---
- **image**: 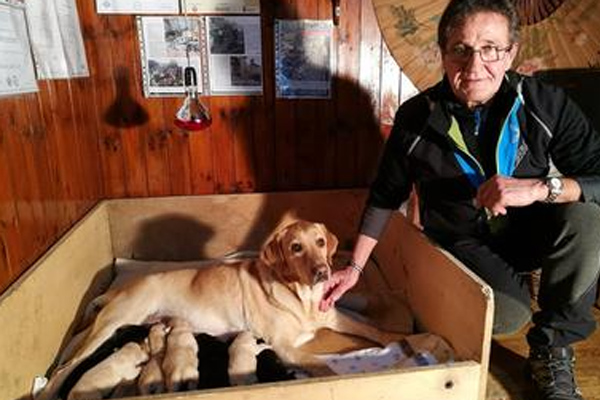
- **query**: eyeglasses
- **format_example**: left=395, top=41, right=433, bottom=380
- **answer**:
left=445, top=44, right=513, bottom=63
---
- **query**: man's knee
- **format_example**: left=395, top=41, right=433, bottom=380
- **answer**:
left=493, top=291, right=532, bottom=336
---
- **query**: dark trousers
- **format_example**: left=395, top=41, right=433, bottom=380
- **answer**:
left=442, top=202, right=600, bottom=348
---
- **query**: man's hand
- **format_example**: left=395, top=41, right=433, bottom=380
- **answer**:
left=476, top=175, right=547, bottom=216
left=319, top=266, right=360, bottom=312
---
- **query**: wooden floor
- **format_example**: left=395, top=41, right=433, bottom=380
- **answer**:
left=487, top=307, right=600, bottom=400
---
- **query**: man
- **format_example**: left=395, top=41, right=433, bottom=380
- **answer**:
left=320, top=0, right=600, bottom=399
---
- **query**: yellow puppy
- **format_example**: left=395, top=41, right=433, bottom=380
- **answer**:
left=228, top=331, right=269, bottom=386
left=67, top=342, right=148, bottom=400
left=162, top=318, right=199, bottom=392
left=138, top=322, right=168, bottom=394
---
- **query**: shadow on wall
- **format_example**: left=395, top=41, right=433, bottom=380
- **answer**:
left=131, top=214, right=215, bottom=260
left=105, top=66, right=149, bottom=128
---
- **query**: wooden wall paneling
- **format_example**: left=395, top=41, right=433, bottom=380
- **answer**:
left=70, top=8, right=106, bottom=205
left=20, top=94, right=60, bottom=248
left=188, top=99, right=216, bottom=194
left=142, top=94, right=170, bottom=197
left=315, top=0, right=337, bottom=188
left=166, top=124, right=193, bottom=196
left=163, top=96, right=192, bottom=196
left=0, top=107, right=20, bottom=292
left=109, top=16, right=149, bottom=198
left=229, top=96, right=258, bottom=193
left=379, top=41, right=400, bottom=130
left=288, top=0, right=320, bottom=188
left=248, top=95, right=274, bottom=193
left=40, top=80, right=82, bottom=224
left=356, top=0, right=385, bottom=186
left=71, top=78, right=104, bottom=204
left=62, top=80, right=96, bottom=215
left=2, top=97, right=41, bottom=275
left=210, top=97, right=238, bottom=193
left=250, top=5, right=276, bottom=192
left=333, top=0, right=362, bottom=186
left=89, top=15, right=128, bottom=198
left=273, top=1, right=301, bottom=190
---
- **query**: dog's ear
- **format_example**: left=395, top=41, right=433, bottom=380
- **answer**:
left=260, top=232, right=284, bottom=266
left=325, top=226, right=339, bottom=264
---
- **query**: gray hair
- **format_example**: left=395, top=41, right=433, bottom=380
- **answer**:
left=437, top=0, right=520, bottom=51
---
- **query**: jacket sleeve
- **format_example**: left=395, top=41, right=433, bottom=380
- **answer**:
left=543, top=83, right=600, bottom=204
left=360, top=106, right=416, bottom=239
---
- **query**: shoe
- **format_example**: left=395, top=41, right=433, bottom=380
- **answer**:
left=526, top=345, right=584, bottom=400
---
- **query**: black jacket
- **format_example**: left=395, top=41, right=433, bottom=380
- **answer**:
left=363, top=71, right=600, bottom=243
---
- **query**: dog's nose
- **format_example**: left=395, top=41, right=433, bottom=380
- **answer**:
left=313, top=265, right=330, bottom=283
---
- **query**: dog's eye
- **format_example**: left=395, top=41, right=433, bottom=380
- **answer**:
left=316, top=238, right=325, bottom=247
left=291, top=243, right=303, bottom=253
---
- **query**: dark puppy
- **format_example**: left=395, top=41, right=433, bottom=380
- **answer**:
left=256, top=348, right=295, bottom=383
left=195, top=333, right=230, bottom=389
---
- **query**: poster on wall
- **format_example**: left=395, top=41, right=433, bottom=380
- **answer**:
left=0, top=1, right=38, bottom=96
left=96, top=0, right=179, bottom=14
left=138, top=16, right=205, bottom=97
left=275, top=19, right=334, bottom=99
left=183, top=0, right=259, bottom=14
left=25, top=0, right=89, bottom=79
left=206, top=16, right=262, bottom=95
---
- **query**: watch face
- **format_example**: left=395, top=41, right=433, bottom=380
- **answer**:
left=550, top=177, right=563, bottom=191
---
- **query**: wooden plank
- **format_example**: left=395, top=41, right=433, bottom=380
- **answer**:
left=91, top=14, right=128, bottom=198
left=374, top=213, right=494, bottom=400
left=229, top=96, right=258, bottom=193
left=356, top=0, right=384, bottom=186
left=109, top=17, right=149, bottom=197
left=333, top=0, right=362, bottom=187
left=379, top=41, right=400, bottom=127
left=210, top=97, right=237, bottom=193
left=133, top=362, right=481, bottom=400
left=0, top=203, right=113, bottom=400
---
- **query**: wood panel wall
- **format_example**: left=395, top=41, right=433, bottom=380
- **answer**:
left=0, top=0, right=410, bottom=294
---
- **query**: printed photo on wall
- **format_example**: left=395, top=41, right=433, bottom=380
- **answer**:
left=138, top=16, right=205, bottom=97
left=275, top=19, right=334, bottom=99
left=206, top=15, right=262, bottom=95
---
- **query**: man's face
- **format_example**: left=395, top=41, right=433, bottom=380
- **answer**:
left=441, top=11, right=518, bottom=108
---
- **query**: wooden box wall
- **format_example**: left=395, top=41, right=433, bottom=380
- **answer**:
left=0, top=189, right=493, bottom=400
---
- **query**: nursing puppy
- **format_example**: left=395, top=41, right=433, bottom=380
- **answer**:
left=137, top=323, right=168, bottom=395
left=39, top=220, right=403, bottom=400
left=162, top=318, right=199, bottom=392
left=67, top=342, right=148, bottom=400
left=227, top=331, right=268, bottom=386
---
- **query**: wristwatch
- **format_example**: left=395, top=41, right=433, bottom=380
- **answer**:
left=544, top=177, right=563, bottom=203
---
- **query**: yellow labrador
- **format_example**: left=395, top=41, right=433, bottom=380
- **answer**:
left=66, top=342, right=148, bottom=400
left=137, top=323, right=167, bottom=395
left=162, top=317, right=199, bottom=392
left=228, top=331, right=269, bottom=386
left=39, top=220, right=402, bottom=400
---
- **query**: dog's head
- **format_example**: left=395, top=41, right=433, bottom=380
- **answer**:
left=260, top=220, right=339, bottom=286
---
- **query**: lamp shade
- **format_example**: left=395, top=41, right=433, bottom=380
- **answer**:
left=174, top=66, right=212, bottom=131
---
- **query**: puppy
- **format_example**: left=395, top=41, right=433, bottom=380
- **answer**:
left=196, top=333, right=230, bottom=389
left=227, top=331, right=268, bottom=386
left=256, top=347, right=296, bottom=383
left=162, top=318, right=199, bottom=392
left=67, top=342, right=148, bottom=400
left=137, top=322, right=167, bottom=394
left=60, top=325, right=150, bottom=400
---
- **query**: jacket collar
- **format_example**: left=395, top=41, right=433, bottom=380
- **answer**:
left=424, top=72, right=521, bottom=136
